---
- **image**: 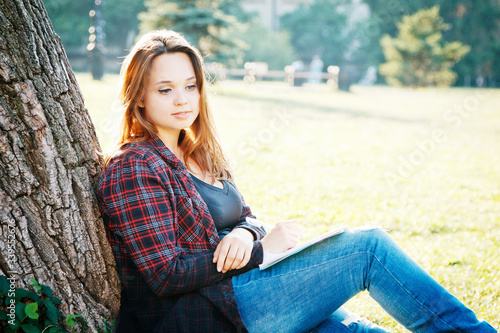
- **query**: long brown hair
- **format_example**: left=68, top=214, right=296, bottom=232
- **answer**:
left=106, top=30, right=233, bottom=181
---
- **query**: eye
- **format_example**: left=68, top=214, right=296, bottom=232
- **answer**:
left=186, top=84, right=197, bottom=91
left=158, top=88, right=172, bottom=94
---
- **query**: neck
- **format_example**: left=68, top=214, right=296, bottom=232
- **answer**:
left=157, top=130, right=184, bottom=161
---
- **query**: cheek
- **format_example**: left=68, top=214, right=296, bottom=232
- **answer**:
left=144, top=96, right=165, bottom=117
left=191, top=93, right=201, bottom=111
left=144, top=106, right=163, bottom=124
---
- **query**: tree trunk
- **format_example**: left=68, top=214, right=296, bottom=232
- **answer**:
left=0, top=0, right=120, bottom=330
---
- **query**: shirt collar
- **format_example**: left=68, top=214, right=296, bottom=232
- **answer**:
left=148, top=136, right=187, bottom=172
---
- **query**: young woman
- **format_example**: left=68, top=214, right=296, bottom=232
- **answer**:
left=98, top=30, right=496, bottom=333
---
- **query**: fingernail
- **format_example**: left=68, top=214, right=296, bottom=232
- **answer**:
left=217, top=266, right=221, bottom=272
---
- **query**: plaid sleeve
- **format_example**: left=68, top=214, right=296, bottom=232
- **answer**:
left=100, top=154, right=262, bottom=297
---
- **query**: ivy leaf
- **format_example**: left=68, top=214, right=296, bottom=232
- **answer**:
left=15, top=302, right=26, bottom=320
left=7, top=316, right=19, bottom=330
left=50, top=296, right=62, bottom=305
left=0, top=308, right=8, bottom=320
left=0, top=275, right=9, bottom=296
left=20, top=324, right=41, bottom=333
left=65, top=314, right=82, bottom=327
left=24, top=302, right=39, bottom=320
left=6, top=320, right=19, bottom=332
left=29, top=279, right=42, bottom=293
left=15, top=288, right=40, bottom=303
left=28, top=290, right=41, bottom=303
left=42, top=299, right=59, bottom=323
left=41, top=285, right=53, bottom=297
left=14, top=288, right=30, bottom=301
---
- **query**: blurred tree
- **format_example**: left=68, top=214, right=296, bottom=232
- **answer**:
left=88, top=0, right=105, bottom=80
left=218, top=0, right=254, bottom=22
left=379, top=6, right=470, bottom=87
left=102, top=0, right=146, bottom=51
left=44, top=0, right=145, bottom=51
left=349, top=0, right=409, bottom=84
left=138, top=0, right=247, bottom=66
left=282, top=0, right=377, bottom=90
left=363, top=0, right=500, bottom=86
left=233, top=20, right=296, bottom=70
left=437, top=1, right=500, bottom=86
left=280, top=0, right=350, bottom=68
left=43, top=0, right=92, bottom=48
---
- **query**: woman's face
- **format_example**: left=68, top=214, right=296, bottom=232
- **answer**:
left=142, top=52, right=200, bottom=140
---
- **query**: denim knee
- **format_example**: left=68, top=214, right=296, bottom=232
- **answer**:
left=352, top=226, right=391, bottom=249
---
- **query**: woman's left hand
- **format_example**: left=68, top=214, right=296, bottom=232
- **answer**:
left=213, top=228, right=254, bottom=273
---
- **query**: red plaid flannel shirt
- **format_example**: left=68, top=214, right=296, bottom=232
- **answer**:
left=98, top=137, right=265, bottom=332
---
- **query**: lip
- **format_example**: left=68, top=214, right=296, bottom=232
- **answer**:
left=171, top=111, right=191, bottom=119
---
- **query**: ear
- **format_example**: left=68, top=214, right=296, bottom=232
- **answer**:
left=138, top=101, right=144, bottom=108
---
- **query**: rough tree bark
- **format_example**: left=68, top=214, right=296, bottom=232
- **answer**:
left=0, top=0, right=120, bottom=330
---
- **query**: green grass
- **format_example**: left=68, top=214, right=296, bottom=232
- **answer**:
left=77, top=73, right=500, bottom=331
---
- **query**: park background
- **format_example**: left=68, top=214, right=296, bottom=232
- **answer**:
left=49, top=0, right=498, bottom=331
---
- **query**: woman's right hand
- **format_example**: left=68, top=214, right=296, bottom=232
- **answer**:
left=260, top=220, right=303, bottom=253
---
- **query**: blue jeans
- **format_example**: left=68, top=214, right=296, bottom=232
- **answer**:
left=310, top=307, right=390, bottom=333
left=232, top=227, right=496, bottom=333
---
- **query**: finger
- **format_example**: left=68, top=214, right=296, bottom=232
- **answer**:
left=229, top=246, right=247, bottom=271
left=277, top=220, right=302, bottom=233
left=236, top=247, right=252, bottom=269
left=291, top=227, right=304, bottom=239
left=290, top=234, right=301, bottom=246
left=216, top=241, right=230, bottom=272
left=282, top=235, right=300, bottom=250
left=286, top=222, right=304, bottom=238
left=213, top=242, right=221, bottom=263
left=276, top=220, right=296, bottom=228
left=223, top=246, right=242, bottom=272
left=292, top=223, right=305, bottom=237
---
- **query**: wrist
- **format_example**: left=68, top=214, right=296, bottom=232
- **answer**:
left=260, top=237, right=269, bottom=252
left=233, top=227, right=255, bottom=242
left=260, top=236, right=282, bottom=254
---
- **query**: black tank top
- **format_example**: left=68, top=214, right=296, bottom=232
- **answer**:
left=190, top=175, right=243, bottom=234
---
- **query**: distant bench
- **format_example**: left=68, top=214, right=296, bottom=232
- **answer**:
left=206, top=61, right=340, bottom=88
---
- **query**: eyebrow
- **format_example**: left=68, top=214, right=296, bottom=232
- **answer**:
left=154, top=76, right=196, bottom=85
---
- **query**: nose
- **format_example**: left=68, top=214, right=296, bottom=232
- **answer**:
left=174, top=90, right=188, bottom=106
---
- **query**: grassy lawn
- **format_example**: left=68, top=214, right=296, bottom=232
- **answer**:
left=77, top=73, right=500, bottom=331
